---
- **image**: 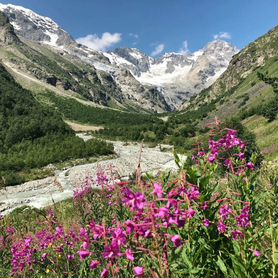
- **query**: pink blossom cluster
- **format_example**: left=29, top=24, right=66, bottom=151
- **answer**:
left=8, top=173, right=258, bottom=277
left=194, top=128, right=255, bottom=175
left=2, top=128, right=263, bottom=277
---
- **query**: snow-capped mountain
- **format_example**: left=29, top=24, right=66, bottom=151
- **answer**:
left=105, top=41, right=238, bottom=105
left=0, top=3, right=238, bottom=110
left=0, top=3, right=171, bottom=112
left=0, top=3, right=74, bottom=46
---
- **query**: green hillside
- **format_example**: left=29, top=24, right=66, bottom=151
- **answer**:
left=0, top=64, right=113, bottom=186
left=173, top=27, right=278, bottom=159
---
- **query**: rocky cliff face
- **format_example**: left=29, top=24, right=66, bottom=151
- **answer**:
left=0, top=4, right=73, bottom=46
left=0, top=10, right=20, bottom=45
left=105, top=42, right=237, bottom=107
left=0, top=4, right=170, bottom=112
left=0, top=3, right=238, bottom=111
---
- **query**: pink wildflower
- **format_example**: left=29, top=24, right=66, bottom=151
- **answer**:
left=78, top=250, right=91, bottom=261
left=203, top=219, right=210, bottom=227
left=101, top=268, right=109, bottom=278
left=125, top=249, right=134, bottom=261
left=219, top=205, right=232, bottom=220
left=231, top=230, right=244, bottom=240
left=246, top=162, right=255, bottom=170
left=153, top=183, right=163, bottom=198
left=90, top=260, right=100, bottom=270
left=133, top=266, right=145, bottom=277
left=171, top=235, right=182, bottom=247
left=217, top=221, right=227, bottom=234
left=252, top=250, right=261, bottom=257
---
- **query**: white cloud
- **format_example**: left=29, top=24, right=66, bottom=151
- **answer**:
left=213, top=32, right=231, bottom=40
left=76, top=32, right=122, bottom=51
left=129, top=33, right=139, bottom=39
left=151, top=43, right=165, bottom=56
left=179, top=40, right=189, bottom=54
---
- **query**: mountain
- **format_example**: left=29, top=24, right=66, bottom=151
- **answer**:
left=0, top=3, right=237, bottom=111
left=0, top=3, right=74, bottom=46
left=182, top=26, right=278, bottom=112
left=175, top=26, right=277, bottom=158
left=104, top=41, right=237, bottom=107
left=0, top=4, right=170, bottom=112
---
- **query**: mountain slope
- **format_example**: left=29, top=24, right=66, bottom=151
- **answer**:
left=0, top=59, right=116, bottom=186
left=182, top=26, right=278, bottom=111
left=0, top=3, right=238, bottom=110
left=104, top=41, right=237, bottom=107
left=174, top=26, right=278, bottom=158
left=0, top=5, right=170, bottom=112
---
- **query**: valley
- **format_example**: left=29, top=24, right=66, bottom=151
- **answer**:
left=0, top=136, right=180, bottom=215
left=0, top=2, right=276, bottom=278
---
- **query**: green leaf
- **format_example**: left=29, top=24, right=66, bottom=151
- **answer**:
left=216, top=256, right=228, bottom=276
left=174, top=151, right=181, bottom=168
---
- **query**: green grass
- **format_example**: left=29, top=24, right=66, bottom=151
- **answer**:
left=242, top=115, right=278, bottom=160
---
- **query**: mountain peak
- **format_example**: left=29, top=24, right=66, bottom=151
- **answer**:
left=204, top=39, right=239, bottom=55
left=0, top=3, right=56, bottom=25
left=0, top=3, right=74, bottom=47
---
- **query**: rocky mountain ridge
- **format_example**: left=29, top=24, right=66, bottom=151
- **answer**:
left=0, top=5, right=171, bottom=112
left=0, top=3, right=238, bottom=111
left=182, top=26, right=278, bottom=111
left=105, top=41, right=237, bottom=106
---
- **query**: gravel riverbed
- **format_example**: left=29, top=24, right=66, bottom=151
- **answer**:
left=0, top=136, right=183, bottom=215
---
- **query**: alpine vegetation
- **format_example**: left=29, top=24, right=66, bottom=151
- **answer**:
left=0, top=124, right=276, bottom=278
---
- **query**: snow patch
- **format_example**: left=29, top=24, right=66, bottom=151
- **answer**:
left=43, top=30, right=58, bottom=46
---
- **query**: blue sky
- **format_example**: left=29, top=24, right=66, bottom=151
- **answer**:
left=0, top=0, right=277, bottom=55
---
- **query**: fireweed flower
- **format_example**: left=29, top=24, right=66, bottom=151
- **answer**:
left=125, top=249, right=134, bottom=261
left=90, top=260, right=100, bottom=270
left=203, top=219, right=210, bottom=227
left=208, top=153, right=217, bottom=163
left=200, top=201, right=209, bottom=210
left=187, top=186, right=200, bottom=201
left=187, top=207, right=196, bottom=219
left=73, top=186, right=93, bottom=201
left=112, top=227, right=127, bottom=246
left=82, top=241, right=90, bottom=250
left=134, top=266, right=145, bottom=277
left=197, top=151, right=205, bottom=157
left=236, top=206, right=250, bottom=228
left=153, top=182, right=163, bottom=198
left=237, top=152, right=245, bottom=160
left=67, top=254, right=74, bottom=261
left=6, top=227, right=16, bottom=235
left=171, top=235, right=182, bottom=247
left=217, top=221, right=227, bottom=234
left=155, top=207, right=170, bottom=219
left=246, top=162, right=255, bottom=170
left=8, top=128, right=261, bottom=277
left=103, top=244, right=122, bottom=259
left=123, top=189, right=146, bottom=211
left=125, top=220, right=135, bottom=235
left=252, top=250, right=261, bottom=257
left=231, top=230, right=244, bottom=240
left=219, top=205, right=232, bottom=220
left=224, top=159, right=233, bottom=170
left=101, top=268, right=109, bottom=278
left=55, top=226, right=64, bottom=238
left=96, top=171, right=109, bottom=187
left=89, top=221, right=105, bottom=240
left=78, top=250, right=91, bottom=261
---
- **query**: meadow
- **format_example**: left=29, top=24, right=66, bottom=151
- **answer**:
left=0, top=123, right=276, bottom=278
